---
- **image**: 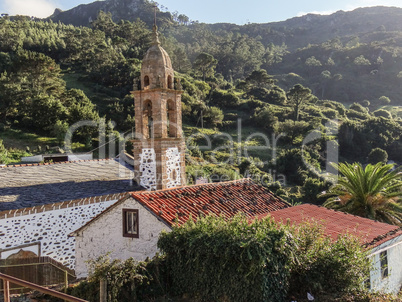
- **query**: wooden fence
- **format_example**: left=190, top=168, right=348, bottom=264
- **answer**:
left=0, top=256, right=75, bottom=292
left=0, top=272, right=87, bottom=302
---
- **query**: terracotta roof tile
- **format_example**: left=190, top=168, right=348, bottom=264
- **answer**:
left=131, top=179, right=290, bottom=226
left=260, top=204, right=402, bottom=248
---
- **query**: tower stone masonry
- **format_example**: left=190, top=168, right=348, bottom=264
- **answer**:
left=131, top=25, right=186, bottom=190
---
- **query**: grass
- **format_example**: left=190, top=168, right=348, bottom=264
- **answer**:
left=0, top=128, right=57, bottom=151
left=63, top=72, right=96, bottom=98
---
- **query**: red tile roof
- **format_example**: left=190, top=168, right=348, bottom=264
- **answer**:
left=130, top=179, right=290, bottom=226
left=260, top=204, right=402, bottom=248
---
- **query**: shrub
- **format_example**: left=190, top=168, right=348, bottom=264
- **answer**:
left=321, top=108, right=338, bottom=119
left=350, top=102, right=369, bottom=114
left=158, top=215, right=290, bottom=302
left=373, top=109, right=392, bottom=119
left=252, top=106, right=278, bottom=132
left=203, top=106, right=224, bottom=127
left=346, top=109, right=369, bottom=120
left=368, top=148, right=388, bottom=164
left=286, top=222, right=370, bottom=298
left=210, top=89, right=240, bottom=109
left=302, top=177, right=329, bottom=204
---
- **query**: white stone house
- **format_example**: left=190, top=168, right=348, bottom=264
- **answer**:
left=0, top=158, right=138, bottom=270
left=71, top=179, right=291, bottom=278
left=265, top=204, right=402, bottom=294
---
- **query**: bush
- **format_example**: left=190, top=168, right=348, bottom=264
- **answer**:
left=368, top=148, right=388, bottom=164
left=203, top=106, right=224, bottom=127
left=84, top=255, right=168, bottom=302
left=252, top=106, right=278, bottom=132
left=302, top=177, right=329, bottom=204
left=373, top=109, right=392, bottom=119
left=158, top=215, right=290, bottom=302
left=321, top=108, right=338, bottom=119
left=350, top=102, right=369, bottom=114
left=346, top=109, right=370, bottom=120
left=287, top=222, right=370, bottom=298
left=209, top=89, right=240, bottom=109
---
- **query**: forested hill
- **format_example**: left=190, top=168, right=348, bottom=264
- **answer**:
left=45, top=2, right=402, bottom=104
left=1, top=0, right=401, bottom=204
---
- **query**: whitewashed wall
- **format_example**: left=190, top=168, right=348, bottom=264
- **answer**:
left=369, top=234, right=402, bottom=294
left=0, top=200, right=116, bottom=269
left=74, top=197, right=170, bottom=278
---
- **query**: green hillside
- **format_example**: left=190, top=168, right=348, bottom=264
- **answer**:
left=0, top=2, right=401, bottom=205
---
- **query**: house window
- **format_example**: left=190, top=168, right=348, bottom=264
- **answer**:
left=380, top=251, right=388, bottom=278
left=364, top=276, right=371, bottom=290
left=123, top=209, right=139, bottom=238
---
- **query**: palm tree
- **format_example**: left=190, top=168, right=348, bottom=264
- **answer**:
left=320, top=162, right=402, bottom=225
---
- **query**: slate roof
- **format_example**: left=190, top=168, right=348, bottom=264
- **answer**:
left=0, top=159, right=138, bottom=211
left=263, top=204, right=402, bottom=249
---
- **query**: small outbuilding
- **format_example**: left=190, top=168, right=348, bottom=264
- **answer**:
left=71, top=179, right=290, bottom=278
left=265, top=204, right=402, bottom=294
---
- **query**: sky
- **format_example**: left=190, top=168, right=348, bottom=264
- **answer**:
left=1, top=0, right=402, bottom=24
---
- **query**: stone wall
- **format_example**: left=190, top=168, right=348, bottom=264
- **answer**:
left=74, top=196, right=170, bottom=278
left=0, top=194, right=125, bottom=269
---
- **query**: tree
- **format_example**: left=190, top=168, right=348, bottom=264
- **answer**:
left=245, top=69, right=275, bottom=89
left=368, top=148, right=388, bottom=164
left=373, top=109, right=392, bottom=119
left=321, top=162, right=402, bottom=225
left=203, top=106, right=223, bottom=127
left=286, top=84, right=312, bottom=122
left=305, top=56, right=322, bottom=67
left=91, top=11, right=116, bottom=37
left=378, top=96, right=391, bottom=105
left=252, top=106, right=278, bottom=132
left=52, top=120, right=69, bottom=146
left=193, top=53, right=217, bottom=81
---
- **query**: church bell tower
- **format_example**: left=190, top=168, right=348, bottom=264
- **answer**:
left=131, top=23, right=185, bottom=191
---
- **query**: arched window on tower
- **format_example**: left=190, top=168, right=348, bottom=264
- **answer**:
left=166, top=100, right=176, bottom=137
left=144, top=100, right=153, bottom=138
left=167, top=75, right=173, bottom=89
left=144, top=76, right=150, bottom=89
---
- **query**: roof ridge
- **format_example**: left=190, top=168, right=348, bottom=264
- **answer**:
left=130, top=178, right=255, bottom=196
left=0, top=158, right=117, bottom=169
left=0, top=192, right=127, bottom=219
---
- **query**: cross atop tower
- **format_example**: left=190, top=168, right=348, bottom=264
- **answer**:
left=152, top=4, right=160, bottom=45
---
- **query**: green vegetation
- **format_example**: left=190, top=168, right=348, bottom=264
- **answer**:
left=321, top=162, right=402, bottom=225
left=0, top=4, right=401, bottom=217
left=56, top=216, right=378, bottom=301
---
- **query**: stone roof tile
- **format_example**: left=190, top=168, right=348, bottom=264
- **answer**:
left=0, top=159, right=137, bottom=211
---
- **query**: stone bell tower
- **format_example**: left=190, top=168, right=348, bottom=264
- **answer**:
left=131, top=23, right=185, bottom=191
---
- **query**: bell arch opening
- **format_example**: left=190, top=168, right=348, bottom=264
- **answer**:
left=166, top=100, right=176, bottom=137
left=144, top=76, right=150, bottom=89
left=144, top=100, right=153, bottom=138
left=167, top=75, right=173, bottom=89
